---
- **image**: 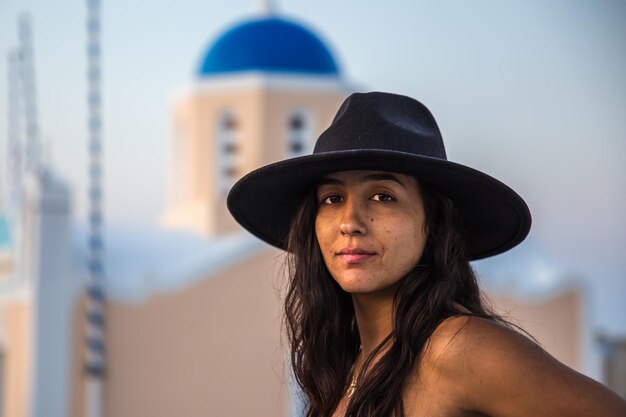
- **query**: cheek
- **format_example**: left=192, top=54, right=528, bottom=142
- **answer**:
left=314, top=217, right=324, bottom=247
left=411, top=226, right=428, bottom=262
left=314, top=216, right=332, bottom=257
left=395, top=217, right=427, bottom=264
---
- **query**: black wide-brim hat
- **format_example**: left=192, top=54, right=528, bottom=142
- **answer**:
left=227, top=92, right=531, bottom=260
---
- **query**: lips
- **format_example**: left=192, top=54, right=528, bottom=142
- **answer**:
left=336, top=248, right=376, bottom=264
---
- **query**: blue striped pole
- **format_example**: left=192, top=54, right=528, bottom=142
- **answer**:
left=6, top=48, right=22, bottom=215
left=85, top=0, right=105, bottom=416
left=17, top=15, right=40, bottom=173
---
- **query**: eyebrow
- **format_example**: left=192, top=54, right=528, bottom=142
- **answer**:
left=317, top=172, right=406, bottom=187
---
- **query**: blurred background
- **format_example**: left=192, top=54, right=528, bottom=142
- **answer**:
left=0, top=1, right=624, bottom=416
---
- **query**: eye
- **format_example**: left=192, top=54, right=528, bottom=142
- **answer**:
left=320, top=195, right=343, bottom=205
left=371, top=193, right=395, bottom=202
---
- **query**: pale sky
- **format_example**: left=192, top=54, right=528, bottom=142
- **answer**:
left=0, top=0, right=624, bottom=331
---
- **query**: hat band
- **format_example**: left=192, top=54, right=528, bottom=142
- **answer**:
left=313, top=125, right=447, bottom=159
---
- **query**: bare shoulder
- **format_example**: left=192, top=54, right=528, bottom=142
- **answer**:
left=418, top=315, right=540, bottom=392
left=424, top=315, right=538, bottom=365
left=415, top=315, right=626, bottom=417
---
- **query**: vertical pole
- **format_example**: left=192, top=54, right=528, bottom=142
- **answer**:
left=17, top=14, right=40, bottom=173
left=6, top=49, right=22, bottom=216
left=84, top=1, right=105, bottom=416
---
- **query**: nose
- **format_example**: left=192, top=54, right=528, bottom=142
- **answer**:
left=339, top=198, right=367, bottom=236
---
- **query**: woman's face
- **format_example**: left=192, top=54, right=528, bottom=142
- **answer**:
left=315, top=170, right=428, bottom=297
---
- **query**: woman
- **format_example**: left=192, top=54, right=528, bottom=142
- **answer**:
left=227, top=92, right=626, bottom=416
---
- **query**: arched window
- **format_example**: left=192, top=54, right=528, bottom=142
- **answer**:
left=216, top=110, right=241, bottom=196
left=287, top=110, right=312, bottom=158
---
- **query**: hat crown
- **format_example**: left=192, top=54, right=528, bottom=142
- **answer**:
left=314, top=92, right=447, bottom=159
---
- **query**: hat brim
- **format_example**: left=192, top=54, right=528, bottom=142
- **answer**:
left=227, top=149, right=531, bottom=260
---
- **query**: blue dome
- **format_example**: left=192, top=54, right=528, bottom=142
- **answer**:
left=198, top=16, right=340, bottom=76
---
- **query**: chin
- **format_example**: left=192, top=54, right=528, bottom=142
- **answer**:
left=340, top=284, right=372, bottom=294
left=336, top=278, right=393, bottom=297
left=334, top=280, right=368, bottom=294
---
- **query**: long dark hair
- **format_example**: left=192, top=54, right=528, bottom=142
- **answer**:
left=284, top=180, right=509, bottom=417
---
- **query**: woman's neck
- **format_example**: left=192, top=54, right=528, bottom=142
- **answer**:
left=352, top=291, right=395, bottom=358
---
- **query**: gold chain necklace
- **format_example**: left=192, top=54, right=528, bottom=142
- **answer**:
left=346, top=348, right=362, bottom=399
left=347, top=374, right=358, bottom=398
